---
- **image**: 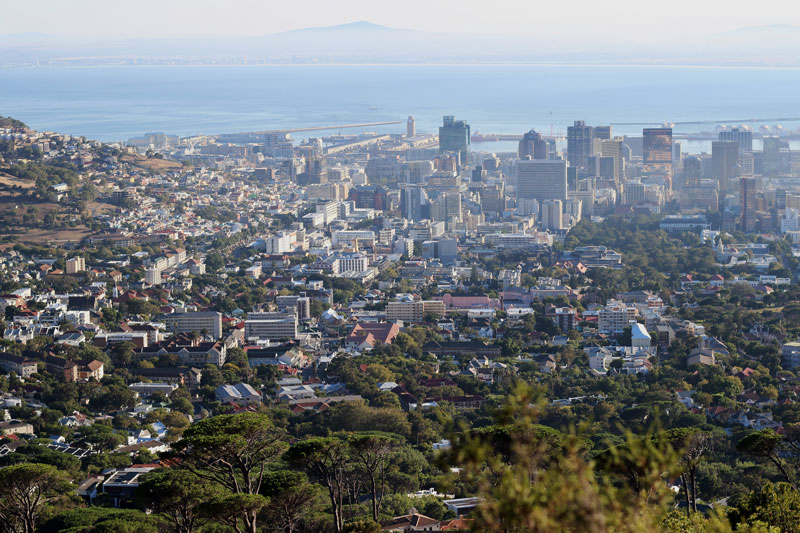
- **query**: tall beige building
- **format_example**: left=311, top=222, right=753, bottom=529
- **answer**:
left=65, top=256, right=85, bottom=274
left=387, top=300, right=446, bottom=322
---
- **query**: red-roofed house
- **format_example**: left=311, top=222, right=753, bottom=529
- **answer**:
left=345, top=322, right=400, bottom=351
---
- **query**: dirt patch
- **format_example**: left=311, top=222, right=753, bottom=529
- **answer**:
left=6, top=227, right=94, bottom=245
left=121, top=154, right=182, bottom=172
left=0, top=172, right=35, bottom=189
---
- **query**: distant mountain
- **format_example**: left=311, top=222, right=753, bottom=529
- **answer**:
left=718, top=24, right=800, bottom=37
left=281, top=21, right=404, bottom=34
left=4, top=20, right=800, bottom=67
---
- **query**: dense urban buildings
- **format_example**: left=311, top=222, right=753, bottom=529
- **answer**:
left=3, top=97, right=800, bottom=532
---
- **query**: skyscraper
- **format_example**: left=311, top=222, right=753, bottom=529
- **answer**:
left=516, top=159, right=568, bottom=203
left=592, top=126, right=612, bottom=140
left=719, top=127, right=752, bottom=153
left=643, top=128, right=673, bottom=168
left=599, top=137, right=623, bottom=184
left=683, top=156, right=702, bottom=187
left=439, top=116, right=471, bottom=167
left=762, top=137, right=782, bottom=175
left=712, top=140, right=739, bottom=194
left=625, top=181, right=646, bottom=206
left=643, top=128, right=674, bottom=189
left=541, top=199, right=564, bottom=231
left=567, top=120, right=593, bottom=169
left=518, top=129, right=548, bottom=160
left=739, top=176, right=757, bottom=232
left=480, top=183, right=506, bottom=216
left=407, top=116, right=416, bottom=137
left=401, top=184, right=429, bottom=221
left=430, top=191, right=462, bottom=222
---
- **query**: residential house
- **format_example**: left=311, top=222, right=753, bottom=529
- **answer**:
left=0, top=352, right=38, bottom=378
left=216, top=383, right=262, bottom=405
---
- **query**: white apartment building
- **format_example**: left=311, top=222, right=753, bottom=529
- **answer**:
left=163, top=311, right=223, bottom=339
left=598, top=300, right=638, bottom=334
left=265, top=232, right=294, bottom=254
left=782, top=341, right=800, bottom=369
left=245, top=312, right=298, bottom=341
left=332, top=230, right=374, bottom=246
left=336, top=253, right=369, bottom=274
left=145, top=266, right=162, bottom=286
left=485, top=232, right=552, bottom=250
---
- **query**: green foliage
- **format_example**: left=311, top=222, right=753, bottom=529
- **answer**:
left=0, top=463, right=72, bottom=533
left=730, top=482, right=800, bottom=533
left=135, top=469, right=219, bottom=533
left=39, top=508, right=161, bottom=533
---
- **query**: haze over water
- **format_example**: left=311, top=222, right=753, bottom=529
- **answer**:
left=3, top=64, right=800, bottom=151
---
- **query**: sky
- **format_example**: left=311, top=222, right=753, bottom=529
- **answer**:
left=4, top=0, right=800, bottom=41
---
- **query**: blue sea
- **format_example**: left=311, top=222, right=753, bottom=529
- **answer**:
left=3, top=64, right=800, bottom=152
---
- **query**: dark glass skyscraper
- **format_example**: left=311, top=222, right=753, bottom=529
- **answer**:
left=643, top=128, right=673, bottom=167
left=739, top=176, right=757, bottom=232
left=439, top=115, right=471, bottom=167
left=683, top=156, right=702, bottom=187
left=567, top=120, right=592, bottom=168
left=518, top=129, right=548, bottom=160
left=712, top=140, right=739, bottom=194
left=643, top=127, right=674, bottom=189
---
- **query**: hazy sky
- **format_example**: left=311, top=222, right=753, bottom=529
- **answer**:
left=4, top=0, right=799, bottom=40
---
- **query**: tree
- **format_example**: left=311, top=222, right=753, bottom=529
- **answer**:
left=666, top=428, right=713, bottom=515
left=260, top=470, right=324, bottom=533
left=731, top=482, right=800, bottom=533
left=109, top=342, right=135, bottom=367
left=135, top=469, right=218, bottom=533
left=286, top=436, right=351, bottom=532
left=38, top=508, right=161, bottom=533
left=737, top=429, right=794, bottom=487
left=171, top=413, right=286, bottom=533
left=348, top=433, right=396, bottom=521
left=202, top=493, right=268, bottom=533
left=0, top=463, right=70, bottom=533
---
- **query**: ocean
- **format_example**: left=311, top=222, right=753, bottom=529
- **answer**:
left=3, top=64, right=800, bottom=152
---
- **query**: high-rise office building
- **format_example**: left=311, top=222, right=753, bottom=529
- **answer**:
left=407, top=116, right=416, bottom=137
left=643, top=128, right=674, bottom=190
left=719, top=127, right=753, bottom=153
left=763, top=137, right=782, bottom=175
left=739, top=177, right=757, bottom=232
left=586, top=156, right=599, bottom=177
left=439, top=116, right=471, bottom=166
left=516, top=159, right=568, bottom=203
left=567, top=120, right=593, bottom=168
left=518, top=129, right=548, bottom=160
left=592, top=126, right=612, bottom=140
left=481, top=183, right=506, bottom=216
left=401, top=185, right=429, bottom=221
left=599, top=156, right=615, bottom=181
left=683, top=156, right=702, bottom=187
left=430, top=191, right=462, bottom=222
left=599, top=137, right=623, bottom=184
left=299, top=157, right=327, bottom=185
left=712, top=140, right=739, bottom=194
left=643, top=128, right=673, bottom=168
left=625, top=181, right=646, bottom=206
left=541, top=199, right=564, bottom=231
